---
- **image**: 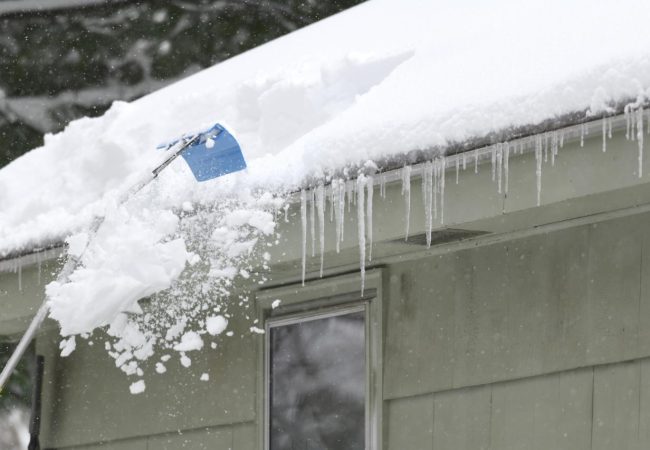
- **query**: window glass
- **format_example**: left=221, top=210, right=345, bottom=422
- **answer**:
left=269, top=310, right=365, bottom=450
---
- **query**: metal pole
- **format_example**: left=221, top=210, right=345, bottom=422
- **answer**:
left=0, top=136, right=196, bottom=392
left=28, top=355, right=44, bottom=450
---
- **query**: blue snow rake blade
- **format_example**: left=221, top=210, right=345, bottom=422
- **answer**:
left=159, top=123, right=246, bottom=181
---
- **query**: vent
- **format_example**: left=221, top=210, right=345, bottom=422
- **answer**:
left=390, top=228, right=489, bottom=247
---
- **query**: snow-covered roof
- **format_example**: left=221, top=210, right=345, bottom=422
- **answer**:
left=2, top=0, right=650, bottom=259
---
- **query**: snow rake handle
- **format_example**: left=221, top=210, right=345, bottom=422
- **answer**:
left=0, top=136, right=198, bottom=393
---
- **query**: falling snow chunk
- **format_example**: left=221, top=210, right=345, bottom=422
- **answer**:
left=200, top=373, right=210, bottom=382
left=59, top=336, right=76, bottom=357
left=155, top=363, right=166, bottom=374
left=129, top=380, right=146, bottom=395
left=271, top=299, right=282, bottom=309
left=180, top=354, right=192, bottom=367
left=206, top=315, right=228, bottom=335
left=173, top=331, right=204, bottom=352
left=250, top=326, right=265, bottom=334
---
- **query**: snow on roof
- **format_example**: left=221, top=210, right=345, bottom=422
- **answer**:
left=2, top=0, right=650, bottom=258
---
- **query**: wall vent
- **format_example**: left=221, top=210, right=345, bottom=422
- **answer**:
left=390, top=228, right=488, bottom=247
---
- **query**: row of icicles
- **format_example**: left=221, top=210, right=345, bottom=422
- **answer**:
left=297, top=106, right=648, bottom=294
left=3, top=108, right=647, bottom=295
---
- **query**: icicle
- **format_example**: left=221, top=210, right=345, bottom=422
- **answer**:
left=474, top=149, right=479, bottom=173
left=316, top=184, right=325, bottom=277
left=491, top=145, right=497, bottom=181
left=504, top=143, right=510, bottom=195
left=631, top=109, right=637, bottom=141
left=580, top=124, right=585, bottom=147
left=17, top=264, right=22, bottom=292
left=401, top=165, right=411, bottom=240
left=439, top=158, right=446, bottom=224
left=462, top=152, right=467, bottom=171
left=496, top=144, right=503, bottom=193
left=422, top=161, right=433, bottom=247
left=309, top=189, right=316, bottom=257
left=602, top=118, right=607, bottom=152
left=300, top=190, right=307, bottom=286
left=332, top=180, right=343, bottom=252
left=559, top=130, right=565, bottom=148
left=626, top=106, right=631, bottom=140
left=544, top=133, right=548, bottom=162
left=638, top=107, right=644, bottom=178
left=357, top=176, right=366, bottom=295
left=535, top=136, right=543, bottom=206
left=347, top=180, right=353, bottom=212
left=329, top=184, right=334, bottom=223
left=366, top=176, right=374, bottom=261
left=550, top=132, right=557, bottom=167
left=455, top=156, right=460, bottom=184
left=379, top=174, right=386, bottom=199
left=608, top=117, right=612, bottom=139
left=37, top=254, right=42, bottom=285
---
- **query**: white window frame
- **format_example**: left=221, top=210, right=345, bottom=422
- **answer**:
left=256, top=269, right=383, bottom=450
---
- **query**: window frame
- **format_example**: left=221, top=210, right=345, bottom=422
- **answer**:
left=256, top=269, right=383, bottom=450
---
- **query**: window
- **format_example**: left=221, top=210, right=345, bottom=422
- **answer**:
left=258, top=270, right=382, bottom=450
left=268, top=306, right=366, bottom=449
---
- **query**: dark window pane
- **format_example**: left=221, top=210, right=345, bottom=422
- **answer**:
left=270, top=310, right=365, bottom=450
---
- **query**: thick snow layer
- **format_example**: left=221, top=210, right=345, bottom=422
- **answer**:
left=3, top=0, right=650, bottom=257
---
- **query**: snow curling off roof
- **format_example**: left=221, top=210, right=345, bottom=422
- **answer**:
left=2, top=0, right=650, bottom=258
